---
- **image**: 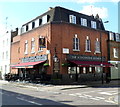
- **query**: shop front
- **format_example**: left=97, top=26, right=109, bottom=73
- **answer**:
left=65, top=54, right=113, bottom=83
left=11, top=55, right=48, bottom=82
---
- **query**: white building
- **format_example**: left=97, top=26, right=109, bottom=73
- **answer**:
left=0, top=31, right=11, bottom=79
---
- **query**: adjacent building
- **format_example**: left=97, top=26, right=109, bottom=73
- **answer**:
left=108, top=31, right=120, bottom=80
left=0, top=31, right=11, bottom=79
left=10, top=6, right=113, bottom=84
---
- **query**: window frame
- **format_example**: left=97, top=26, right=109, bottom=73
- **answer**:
left=69, top=15, right=76, bottom=24
left=95, top=38, right=100, bottom=53
left=24, top=40, right=28, bottom=55
left=85, top=36, right=91, bottom=52
left=31, top=38, right=35, bottom=53
left=113, top=48, right=118, bottom=58
left=91, top=21, right=97, bottom=29
left=73, top=34, right=80, bottom=51
left=81, top=18, right=87, bottom=27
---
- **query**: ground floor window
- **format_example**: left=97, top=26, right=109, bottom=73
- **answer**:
left=68, top=66, right=99, bottom=74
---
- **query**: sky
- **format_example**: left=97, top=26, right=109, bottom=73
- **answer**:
left=0, top=0, right=119, bottom=36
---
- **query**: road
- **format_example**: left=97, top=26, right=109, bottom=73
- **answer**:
left=0, top=81, right=119, bottom=107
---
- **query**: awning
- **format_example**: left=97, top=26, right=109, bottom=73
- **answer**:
left=11, top=61, right=46, bottom=68
left=68, top=60, right=113, bottom=67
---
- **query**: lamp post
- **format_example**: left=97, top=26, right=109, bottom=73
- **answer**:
left=100, top=21, right=109, bottom=84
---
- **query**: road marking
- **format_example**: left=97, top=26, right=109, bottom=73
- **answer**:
left=95, top=97, right=105, bottom=100
left=99, top=92, right=113, bottom=95
left=17, top=97, right=42, bottom=105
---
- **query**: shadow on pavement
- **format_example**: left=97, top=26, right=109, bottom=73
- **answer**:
left=1, top=89, right=74, bottom=107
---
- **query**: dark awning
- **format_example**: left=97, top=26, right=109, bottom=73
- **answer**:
left=11, top=61, right=46, bottom=68
left=68, top=60, right=113, bottom=67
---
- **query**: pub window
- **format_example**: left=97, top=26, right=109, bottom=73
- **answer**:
left=81, top=18, right=87, bottom=27
left=39, top=36, right=46, bottom=50
left=113, top=48, right=118, bottom=58
left=89, top=67, right=92, bottom=73
left=68, top=67, right=76, bottom=74
left=31, top=38, right=35, bottom=53
left=95, top=38, right=100, bottom=53
left=91, top=21, right=96, bottom=29
left=109, top=32, right=114, bottom=41
left=85, top=36, right=91, bottom=52
left=73, top=34, right=80, bottom=51
left=115, top=33, right=120, bottom=42
left=69, top=15, right=76, bottom=24
left=83, top=67, right=86, bottom=74
left=95, top=67, right=101, bottom=73
left=24, top=40, right=28, bottom=54
left=32, top=22, right=35, bottom=29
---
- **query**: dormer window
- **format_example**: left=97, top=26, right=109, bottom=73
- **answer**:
left=91, top=21, right=97, bottom=29
left=81, top=18, right=87, bottom=27
left=69, top=15, right=76, bottom=24
left=39, top=19, right=42, bottom=25
left=109, top=32, right=114, bottom=41
left=115, top=33, right=120, bottom=42
left=26, top=25, right=29, bottom=31
left=32, top=22, right=35, bottom=29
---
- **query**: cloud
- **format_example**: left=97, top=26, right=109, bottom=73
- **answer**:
left=79, top=5, right=108, bottom=19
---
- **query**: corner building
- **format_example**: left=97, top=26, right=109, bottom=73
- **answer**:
left=11, top=6, right=112, bottom=84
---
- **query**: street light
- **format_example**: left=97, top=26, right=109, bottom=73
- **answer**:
left=100, top=21, right=109, bottom=84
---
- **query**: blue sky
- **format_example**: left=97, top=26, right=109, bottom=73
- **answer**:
left=0, top=0, right=119, bottom=35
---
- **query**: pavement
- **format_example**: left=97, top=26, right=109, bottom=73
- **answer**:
left=0, top=79, right=120, bottom=90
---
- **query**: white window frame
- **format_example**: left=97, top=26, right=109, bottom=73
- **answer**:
left=115, top=33, right=120, bottom=42
left=24, top=40, right=28, bottom=55
left=113, top=48, right=118, bottom=58
left=81, top=18, right=87, bottom=26
left=91, top=21, right=97, bottom=29
left=109, top=32, right=114, bottom=41
left=6, top=51, right=8, bottom=59
left=69, top=15, right=76, bottom=24
left=35, top=19, right=39, bottom=28
left=31, top=38, right=35, bottom=53
left=85, top=36, right=91, bottom=52
left=95, top=38, right=100, bottom=53
left=42, top=15, right=47, bottom=25
left=73, top=34, right=80, bottom=51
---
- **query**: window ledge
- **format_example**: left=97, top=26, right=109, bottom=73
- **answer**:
left=95, top=51, right=101, bottom=54
left=24, top=52, right=28, bottom=55
left=38, top=50, right=43, bottom=53
left=31, top=51, right=35, bottom=54
left=73, top=49, right=80, bottom=52
left=85, top=50, right=91, bottom=52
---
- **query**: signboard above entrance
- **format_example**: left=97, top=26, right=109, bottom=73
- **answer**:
left=21, top=55, right=47, bottom=63
left=67, top=54, right=106, bottom=62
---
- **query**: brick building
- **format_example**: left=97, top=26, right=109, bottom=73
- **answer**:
left=11, top=6, right=112, bottom=84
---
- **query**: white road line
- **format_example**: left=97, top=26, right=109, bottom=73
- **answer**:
left=83, top=94, right=92, bottom=98
left=105, top=100, right=116, bottom=104
left=17, top=97, right=42, bottom=105
left=89, top=97, right=100, bottom=101
left=99, top=92, right=113, bottom=95
left=95, top=97, right=105, bottom=100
